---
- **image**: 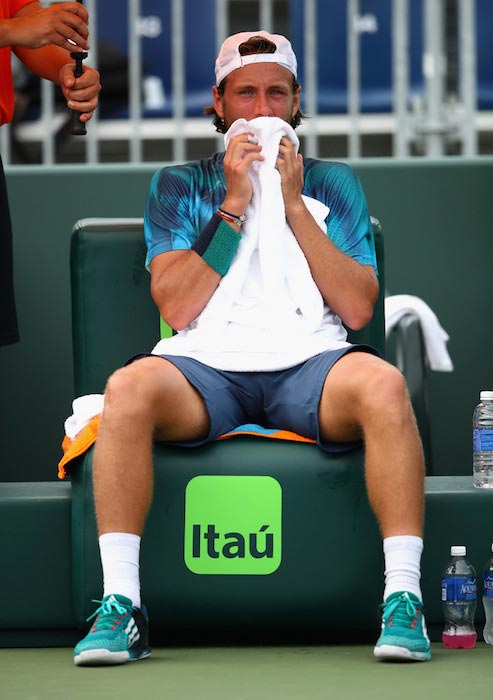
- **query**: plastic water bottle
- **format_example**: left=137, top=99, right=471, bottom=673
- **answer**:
left=483, top=543, right=493, bottom=644
left=473, top=391, right=493, bottom=488
left=441, top=545, right=477, bottom=649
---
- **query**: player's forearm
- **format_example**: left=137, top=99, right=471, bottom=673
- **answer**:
left=287, top=203, right=379, bottom=330
left=151, top=251, right=222, bottom=331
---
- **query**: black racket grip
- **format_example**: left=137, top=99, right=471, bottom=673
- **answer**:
left=69, top=50, right=88, bottom=135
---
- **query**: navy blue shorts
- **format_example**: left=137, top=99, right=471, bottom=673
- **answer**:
left=127, top=345, right=379, bottom=453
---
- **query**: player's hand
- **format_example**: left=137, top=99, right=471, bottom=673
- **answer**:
left=59, top=63, right=101, bottom=121
left=221, top=132, right=264, bottom=215
left=10, top=3, right=90, bottom=53
left=276, top=136, right=305, bottom=215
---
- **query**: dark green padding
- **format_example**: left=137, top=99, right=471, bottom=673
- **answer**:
left=70, top=219, right=159, bottom=396
left=71, top=448, right=493, bottom=643
left=71, top=439, right=383, bottom=643
left=0, top=482, right=77, bottom=642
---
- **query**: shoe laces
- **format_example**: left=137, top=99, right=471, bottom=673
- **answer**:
left=381, top=592, right=420, bottom=626
left=87, top=597, right=130, bottom=629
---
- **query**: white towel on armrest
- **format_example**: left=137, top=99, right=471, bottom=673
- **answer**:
left=64, top=393, right=104, bottom=440
left=385, top=294, right=453, bottom=372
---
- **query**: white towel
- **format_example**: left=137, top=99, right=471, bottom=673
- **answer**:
left=64, top=394, right=104, bottom=440
left=152, top=116, right=349, bottom=370
left=196, top=117, right=328, bottom=335
left=385, top=294, right=453, bottom=372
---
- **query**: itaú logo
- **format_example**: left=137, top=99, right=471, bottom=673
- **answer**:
left=184, top=476, right=282, bottom=575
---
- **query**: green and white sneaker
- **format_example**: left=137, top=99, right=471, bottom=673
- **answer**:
left=74, top=594, right=151, bottom=666
left=374, top=591, right=431, bottom=662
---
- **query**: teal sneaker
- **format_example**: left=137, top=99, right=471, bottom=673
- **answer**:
left=374, top=591, right=431, bottom=662
left=74, top=594, right=151, bottom=666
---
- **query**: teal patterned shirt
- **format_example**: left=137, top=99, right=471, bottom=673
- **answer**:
left=144, top=152, right=377, bottom=273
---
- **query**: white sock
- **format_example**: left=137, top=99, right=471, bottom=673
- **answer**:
left=99, top=532, right=141, bottom=608
left=383, top=535, right=423, bottom=602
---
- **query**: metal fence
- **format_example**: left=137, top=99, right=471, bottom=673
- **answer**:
left=1, top=0, right=490, bottom=165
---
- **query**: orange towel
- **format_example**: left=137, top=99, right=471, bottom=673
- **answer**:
left=58, top=415, right=102, bottom=479
left=58, top=417, right=316, bottom=479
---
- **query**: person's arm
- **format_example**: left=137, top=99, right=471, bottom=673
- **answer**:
left=8, top=2, right=100, bottom=121
left=277, top=138, right=379, bottom=331
left=149, top=133, right=264, bottom=331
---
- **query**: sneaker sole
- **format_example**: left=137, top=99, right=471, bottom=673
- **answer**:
left=374, top=644, right=431, bottom=662
left=74, top=648, right=151, bottom=667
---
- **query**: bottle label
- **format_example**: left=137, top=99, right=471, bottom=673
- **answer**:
left=441, top=576, right=477, bottom=601
left=483, top=573, right=493, bottom=598
left=473, top=429, right=493, bottom=451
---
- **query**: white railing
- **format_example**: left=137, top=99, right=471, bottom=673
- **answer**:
left=1, top=0, right=489, bottom=165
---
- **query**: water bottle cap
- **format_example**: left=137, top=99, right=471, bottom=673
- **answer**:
left=451, top=545, right=466, bottom=556
left=480, top=391, right=493, bottom=401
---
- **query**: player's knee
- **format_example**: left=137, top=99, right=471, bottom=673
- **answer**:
left=361, top=361, right=409, bottom=416
left=104, top=359, right=162, bottom=417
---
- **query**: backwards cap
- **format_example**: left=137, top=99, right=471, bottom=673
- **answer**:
left=215, top=30, right=297, bottom=86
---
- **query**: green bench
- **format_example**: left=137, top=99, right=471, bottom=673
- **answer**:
left=2, top=475, right=491, bottom=645
left=69, top=217, right=385, bottom=641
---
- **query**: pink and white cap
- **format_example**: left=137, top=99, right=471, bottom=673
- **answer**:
left=215, top=30, right=297, bottom=86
